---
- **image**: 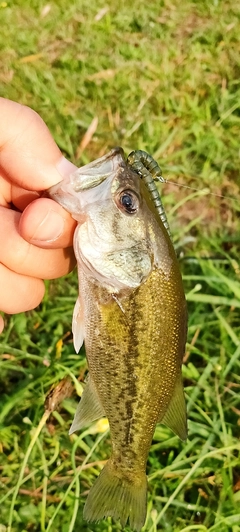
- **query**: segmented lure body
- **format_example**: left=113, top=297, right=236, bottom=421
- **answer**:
left=127, top=150, right=164, bottom=182
left=127, top=150, right=171, bottom=237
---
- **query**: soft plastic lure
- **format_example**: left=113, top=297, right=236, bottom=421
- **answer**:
left=127, top=150, right=171, bottom=237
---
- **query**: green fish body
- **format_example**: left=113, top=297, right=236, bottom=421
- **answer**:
left=48, top=148, right=187, bottom=531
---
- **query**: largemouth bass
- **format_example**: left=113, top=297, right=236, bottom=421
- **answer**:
left=48, top=147, right=187, bottom=531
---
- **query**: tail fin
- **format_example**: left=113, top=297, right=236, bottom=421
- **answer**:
left=83, top=459, right=147, bottom=532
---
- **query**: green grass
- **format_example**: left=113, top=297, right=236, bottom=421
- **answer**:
left=0, top=0, right=240, bottom=531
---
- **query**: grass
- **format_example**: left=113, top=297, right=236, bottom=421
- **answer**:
left=0, top=0, right=240, bottom=530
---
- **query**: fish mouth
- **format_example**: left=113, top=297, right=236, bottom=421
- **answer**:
left=47, top=147, right=125, bottom=215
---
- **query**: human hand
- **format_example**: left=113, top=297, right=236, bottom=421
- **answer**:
left=0, top=98, right=78, bottom=333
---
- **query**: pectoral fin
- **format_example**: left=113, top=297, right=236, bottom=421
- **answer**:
left=69, top=376, right=105, bottom=434
left=72, top=296, right=84, bottom=353
left=159, top=373, right=187, bottom=441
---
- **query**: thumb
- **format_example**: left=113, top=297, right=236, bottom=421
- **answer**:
left=19, top=197, right=77, bottom=249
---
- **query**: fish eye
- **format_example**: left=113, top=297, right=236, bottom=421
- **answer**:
left=117, top=190, right=139, bottom=214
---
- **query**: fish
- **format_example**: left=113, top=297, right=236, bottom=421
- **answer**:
left=47, top=147, right=188, bottom=531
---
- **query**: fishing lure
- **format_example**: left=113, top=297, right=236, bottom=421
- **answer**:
left=127, top=150, right=171, bottom=237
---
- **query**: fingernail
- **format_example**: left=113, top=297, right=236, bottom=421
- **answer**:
left=56, top=156, right=77, bottom=179
left=30, top=209, right=65, bottom=243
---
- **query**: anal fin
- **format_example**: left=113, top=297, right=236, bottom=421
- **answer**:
left=159, top=372, right=187, bottom=441
left=69, top=376, right=105, bottom=435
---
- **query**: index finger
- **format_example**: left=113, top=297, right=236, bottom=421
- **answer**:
left=0, top=98, right=76, bottom=191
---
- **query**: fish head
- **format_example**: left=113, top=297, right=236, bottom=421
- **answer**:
left=48, top=147, right=124, bottom=218
left=48, top=148, right=172, bottom=291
